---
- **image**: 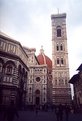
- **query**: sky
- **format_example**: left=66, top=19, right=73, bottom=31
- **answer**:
left=0, top=0, right=82, bottom=79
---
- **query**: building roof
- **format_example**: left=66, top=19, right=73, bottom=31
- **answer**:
left=37, top=46, right=52, bottom=69
left=0, top=31, right=12, bottom=39
left=69, top=74, right=80, bottom=84
left=77, top=64, right=82, bottom=71
left=0, top=31, right=20, bottom=44
left=51, top=13, right=66, bottom=19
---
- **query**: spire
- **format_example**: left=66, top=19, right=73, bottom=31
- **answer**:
left=57, top=8, right=59, bottom=14
left=40, top=45, right=44, bottom=54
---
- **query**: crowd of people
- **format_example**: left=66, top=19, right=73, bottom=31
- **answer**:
left=55, top=104, right=70, bottom=121
left=30, top=103, right=75, bottom=121
left=0, top=101, right=79, bottom=121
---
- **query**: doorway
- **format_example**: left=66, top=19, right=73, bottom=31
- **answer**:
left=36, top=97, right=40, bottom=105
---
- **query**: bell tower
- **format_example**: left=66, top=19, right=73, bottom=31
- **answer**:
left=51, top=13, right=71, bottom=104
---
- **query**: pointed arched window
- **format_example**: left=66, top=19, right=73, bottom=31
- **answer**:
left=61, top=58, right=64, bottom=64
left=56, top=44, right=59, bottom=51
left=57, top=26, right=61, bottom=37
left=57, top=58, right=59, bottom=64
left=60, top=44, right=63, bottom=50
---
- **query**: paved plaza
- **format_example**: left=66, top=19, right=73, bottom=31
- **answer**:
left=0, top=110, right=82, bottom=121
left=7, top=110, right=82, bottom=121
left=15, top=110, right=82, bottom=121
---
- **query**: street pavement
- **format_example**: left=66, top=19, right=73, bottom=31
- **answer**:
left=14, top=110, right=82, bottom=121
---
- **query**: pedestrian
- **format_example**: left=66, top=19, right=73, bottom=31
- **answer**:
left=58, top=104, right=63, bottom=121
left=35, top=105, right=39, bottom=115
left=51, top=104, right=54, bottom=112
left=64, top=104, right=70, bottom=121
left=3, top=100, right=19, bottom=121
left=55, top=105, right=60, bottom=121
left=65, top=104, right=70, bottom=121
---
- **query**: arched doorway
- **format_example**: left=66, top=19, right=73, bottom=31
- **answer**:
left=35, top=90, right=40, bottom=105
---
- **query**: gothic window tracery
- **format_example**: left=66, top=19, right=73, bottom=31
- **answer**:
left=60, top=44, right=63, bottom=50
left=5, top=61, right=15, bottom=75
left=36, top=77, right=40, bottom=82
left=65, top=79, right=68, bottom=85
left=55, top=79, right=57, bottom=85
left=7, top=65, right=12, bottom=74
left=61, top=58, right=64, bottom=65
left=57, top=58, right=59, bottom=65
left=59, top=79, right=64, bottom=85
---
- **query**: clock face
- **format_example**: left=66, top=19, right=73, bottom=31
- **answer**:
left=36, top=77, right=40, bottom=82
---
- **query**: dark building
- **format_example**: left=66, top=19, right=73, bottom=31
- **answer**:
left=69, top=64, right=82, bottom=109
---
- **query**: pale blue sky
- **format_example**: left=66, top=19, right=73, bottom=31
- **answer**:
left=0, top=0, right=82, bottom=78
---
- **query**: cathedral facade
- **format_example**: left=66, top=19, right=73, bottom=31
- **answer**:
left=0, top=13, right=71, bottom=107
left=24, top=47, right=52, bottom=105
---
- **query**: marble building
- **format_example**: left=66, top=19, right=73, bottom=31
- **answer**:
left=0, top=32, right=29, bottom=107
left=24, top=46, right=52, bottom=105
left=51, top=13, right=71, bottom=104
left=0, top=13, right=72, bottom=107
